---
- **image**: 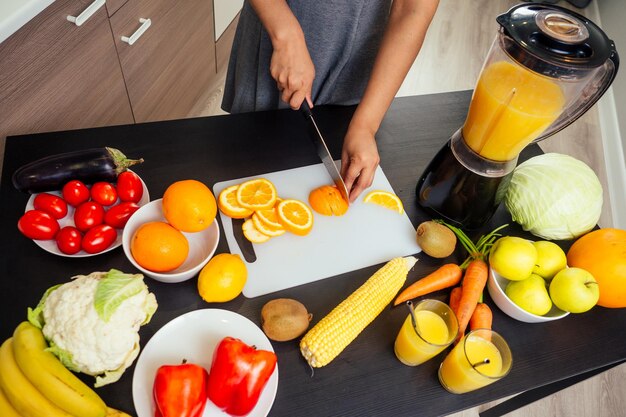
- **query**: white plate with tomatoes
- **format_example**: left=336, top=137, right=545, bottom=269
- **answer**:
left=21, top=171, right=150, bottom=257
left=132, top=309, right=279, bottom=417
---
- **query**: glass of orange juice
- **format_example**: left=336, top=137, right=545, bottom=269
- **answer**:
left=438, top=329, right=512, bottom=394
left=394, top=300, right=458, bottom=366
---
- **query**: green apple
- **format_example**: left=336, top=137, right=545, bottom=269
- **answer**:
left=549, top=268, right=599, bottom=313
left=489, top=236, right=537, bottom=281
left=505, top=274, right=552, bottom=316
left=533, top=241, right=567, bottom=280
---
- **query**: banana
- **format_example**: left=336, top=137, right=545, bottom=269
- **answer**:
left=106, top=407, right=133, bottom=417
left=12, top=322, right=107, bottom=417
left=0, top=338, right=74, bottom=417
left=0, top=383, right=23, bottom=417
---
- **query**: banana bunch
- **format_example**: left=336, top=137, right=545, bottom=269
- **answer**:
left=0, top=322, right=131, bottom=417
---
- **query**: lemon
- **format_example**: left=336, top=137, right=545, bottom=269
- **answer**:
left=198, top=253, right=247, bottom=302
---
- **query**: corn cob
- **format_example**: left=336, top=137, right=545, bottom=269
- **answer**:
left=300, top=256, right=418, bottom=367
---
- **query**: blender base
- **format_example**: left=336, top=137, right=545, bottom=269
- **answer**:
left=416, top=137, right=513, bottom=230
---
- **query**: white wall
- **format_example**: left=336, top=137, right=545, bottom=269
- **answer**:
left=595, top=0, right=626, bottom=229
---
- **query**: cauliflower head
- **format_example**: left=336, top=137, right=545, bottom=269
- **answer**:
left=28, top=269, right=157, bottom=387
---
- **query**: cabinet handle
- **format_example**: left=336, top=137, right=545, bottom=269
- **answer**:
left=66, top=0, right=105, bottom=26
left=121, top=18, right=152, bottom=46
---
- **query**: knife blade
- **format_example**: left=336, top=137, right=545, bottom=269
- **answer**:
left=300, top=101, right=350, bottom=204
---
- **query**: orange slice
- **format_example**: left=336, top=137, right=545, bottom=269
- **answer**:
left=252, top=213, right=286, bottom=237
left=218, top=185, right=254, bottom=219
left=255, top=199, right=284, bottom=229
left=242, top=219, right=271, bottom=243
left=236, top=178, right=277, bottom=211
left=277, top=199, right=314, bottom=236
left=363, top=190, right=404, bottom=214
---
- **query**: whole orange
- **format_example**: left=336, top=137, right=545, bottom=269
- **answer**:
left=162, top=180, right=217, bottom=232
left=308, top=185, right=348, bottom=216
left=567, top=228, right=626, bottom=308
left=131, top=221, right=189, bottom=272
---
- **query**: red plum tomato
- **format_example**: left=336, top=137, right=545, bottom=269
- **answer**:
left=116, top=171, right=143, bottom=203
left=104, top=202, right=140, bottom=229
left=74, top=201, right=105, bottom=232
left=56, top=226, right=82, bottom=255
left=33, top=193, right=68, bottom=219
left=18, top=210, right=60, bottom=240
left=82, top=224, right=117, bottom=254
left=62, top=180, right=90, bottom=207
left=90, top=182, right=118, bottom=206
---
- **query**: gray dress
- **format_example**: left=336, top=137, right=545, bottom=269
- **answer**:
left=222, top=0, right=393, bottom=113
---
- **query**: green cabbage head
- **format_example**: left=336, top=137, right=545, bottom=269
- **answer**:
left=504, top=153, right=603, bottom=240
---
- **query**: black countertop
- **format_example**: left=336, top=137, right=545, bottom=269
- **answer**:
left=1, top=90, right=625, bottom=417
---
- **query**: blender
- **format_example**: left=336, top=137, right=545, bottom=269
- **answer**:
left=416, top=3, right=619, bottom=230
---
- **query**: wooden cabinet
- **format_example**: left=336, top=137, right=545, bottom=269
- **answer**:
left=0, top=0, right=134, bottom=143
left=0, top=0, right=220, bottom=147
left=109, top=0, right=216, bottom=122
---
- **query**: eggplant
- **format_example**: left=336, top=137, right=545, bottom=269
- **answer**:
left=12, top=147, right=144, bottom=193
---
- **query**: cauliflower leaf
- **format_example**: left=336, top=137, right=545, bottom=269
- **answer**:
left=94, top=269, right=146, bottom=322
left=27, top=284, right=61, bottom=329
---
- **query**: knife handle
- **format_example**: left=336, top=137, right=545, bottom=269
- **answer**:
left=300, top=100, right=313, bottom=119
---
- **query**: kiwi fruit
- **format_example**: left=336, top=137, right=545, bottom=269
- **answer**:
left=261, top=298, right=312, bottom=342
left=416, top=221, right=457, bottom=258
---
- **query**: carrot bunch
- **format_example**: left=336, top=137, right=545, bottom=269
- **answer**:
left=393, top=221, right=506, bottom=342
left=444, top=221, right=507, bottom=341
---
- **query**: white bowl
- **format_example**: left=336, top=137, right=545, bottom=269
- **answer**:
left=122, top=199, right=220, bottom=283
left=487, top=267, right=569, bottom=323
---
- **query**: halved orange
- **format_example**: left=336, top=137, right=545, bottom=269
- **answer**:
left=218, top=185, right=254, bottom=219
left=236, top=178, right=277, bottom=211
left=363, top=190, right=404, bottom=214
left=252, top=213, right=286, bottom=237
left=242, top=219, right=271, bottom=243
left=276, top=199, right=314, bottom=236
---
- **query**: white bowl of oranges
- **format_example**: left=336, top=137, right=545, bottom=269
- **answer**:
left=122, top=180, right=220, bottom=283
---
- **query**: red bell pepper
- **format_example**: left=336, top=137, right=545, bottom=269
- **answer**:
left=207, top=337, right=278, bottom=416
left=153, top=360, right=209, bottom=417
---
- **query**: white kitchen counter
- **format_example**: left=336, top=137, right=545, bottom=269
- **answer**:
left=0, top=0, right=55, bottom=44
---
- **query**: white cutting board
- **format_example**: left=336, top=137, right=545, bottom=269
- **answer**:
left=213, top=163, right=421, bottom=297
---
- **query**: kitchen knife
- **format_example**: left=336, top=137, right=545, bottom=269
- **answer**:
left=300, top=101, right=350, bottom=204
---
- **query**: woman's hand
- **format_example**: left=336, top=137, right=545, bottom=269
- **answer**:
left=270, top=36, right=315, bottom=110
left=340, top=125, right=380, bottom=202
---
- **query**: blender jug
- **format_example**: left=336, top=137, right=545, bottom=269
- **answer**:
left=416, top=3, right=618, bottom=230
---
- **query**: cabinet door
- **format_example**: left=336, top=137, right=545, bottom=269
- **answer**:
left=110, top=0, right=216, bottom=123
left=0, top=0, right=134, bottom=141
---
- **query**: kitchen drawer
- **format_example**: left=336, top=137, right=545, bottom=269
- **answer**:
left=110, top=0, right=216, bottom=122
left=0, top=0, right=134, bottom=140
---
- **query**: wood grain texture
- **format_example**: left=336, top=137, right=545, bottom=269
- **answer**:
left=0, top=0, right=134, bottom=140
left=105, top=0, right=130, bottom=17
left=109, top=0, right=216, bottom=122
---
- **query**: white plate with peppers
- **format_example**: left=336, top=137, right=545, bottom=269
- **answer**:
left=132, top=309, right=279, bottom=417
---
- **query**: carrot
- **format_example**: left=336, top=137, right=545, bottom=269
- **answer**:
left=435, top=220, right=507, bottom=342
left=448, top=286, right=462, bottom=317
left=470, top=302, right=493, bottom=332
left=455, top=259, right=489, bottom=340
left=470, top=303, right=493, bottom=341
left=393, top=263, right=462, bottom=306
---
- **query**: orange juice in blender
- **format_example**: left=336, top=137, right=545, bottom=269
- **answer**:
left=462, top=61, right=566, bottom=161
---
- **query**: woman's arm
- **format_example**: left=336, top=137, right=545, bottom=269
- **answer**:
left=249, top=0, right=315, bottom=109
left=341, top=0, right=439, bottom=201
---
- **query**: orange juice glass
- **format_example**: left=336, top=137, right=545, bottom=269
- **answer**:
left=462, top=60, right=566, bottom=161
left=394, top=300, right=458, bottom=366
left=438, top=329, right=512, bottom=394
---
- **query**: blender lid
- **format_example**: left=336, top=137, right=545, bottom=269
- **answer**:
left=497, top=3, right=615, bottom=70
